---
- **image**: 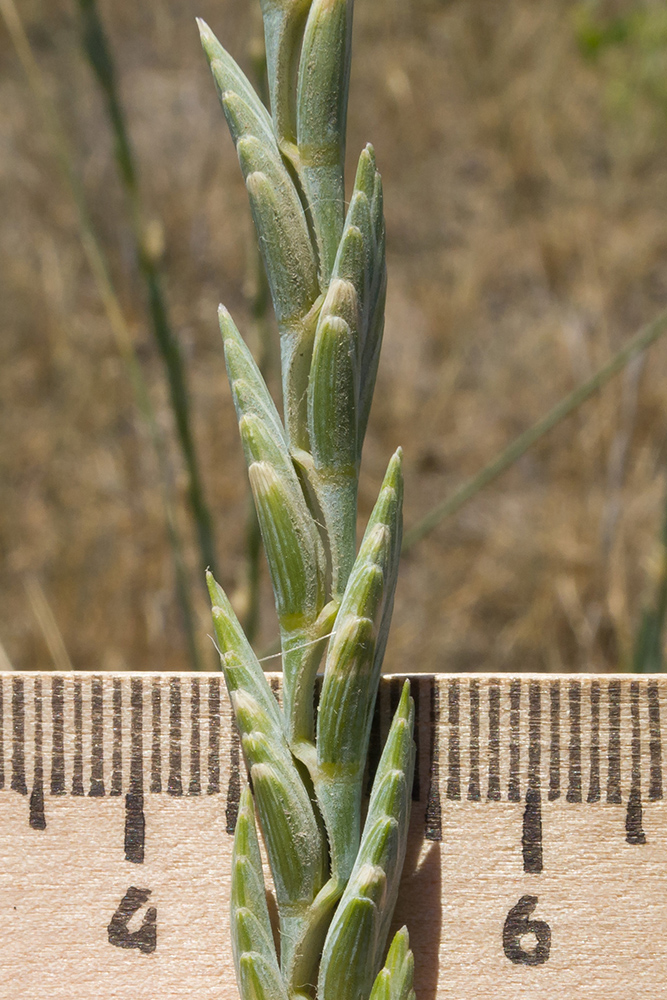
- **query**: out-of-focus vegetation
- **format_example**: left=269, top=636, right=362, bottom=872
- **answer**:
left=575, top=1, right=667, bottom=116
left=2, top=0, right=667, bottom=674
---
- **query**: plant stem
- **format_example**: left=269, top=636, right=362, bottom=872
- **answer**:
left=633, top=476, right=667, bottom=673
left=1, top=0, right=203, bottom=671
left=77, top=0, right=218, bottom=583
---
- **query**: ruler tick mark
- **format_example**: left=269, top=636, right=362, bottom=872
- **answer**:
left=125, top=678, right=145, bottom=863
left=528, top=682, right=541, bottom=794
left=89, top=677, right=105, bottom=797
left=424, top=677, right=441, bottom=841
left=626, top=681, right=646, bottom=845
left=523, top=683, right=543, bottom=874
left=50, top=676, right=65, bottom=795
left=468, top=680, right=481, bottom=802
left=508, top=680, right=521, bottom=803
left=111, top=680, right=123, bottom=797
left=487, top=682, right=501, bottom=801
left=72, top=679, right=84, bottom=796
left=189, top=679, right=201, bottom=796
left=548, top=682, right=560, bottom=801
left=226, top=721, right=241, bottom=834
left=566, top=681, right=582, bottom=804
left=446, top=679, right=460, bottom=801
left=607, top=680, right=622, bottom=805
left=648, top=680, right=663, bottom=801
left=207, top=677, right=220, bottom=795
left=587, top=681, right=601, bottom=803
left=11, top=677, right=27, bottom=795
left=29, top=679, right=46, bottom=830
left=522, top=789, right=543, bottom=874
left=151, top=680, right=162, bottom=794
left=168, top=677, right=183, bottom=797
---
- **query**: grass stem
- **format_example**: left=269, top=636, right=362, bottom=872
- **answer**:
left=24, top=577, right=75, bottom=673
left=77, top=0, right=218, bottom=583
left=633, top=479, right=667, bottom=673
left=1, top=0, right=204, bottom=671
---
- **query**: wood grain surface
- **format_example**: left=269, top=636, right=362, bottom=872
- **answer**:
left=1, top=673, right=666, bottom=999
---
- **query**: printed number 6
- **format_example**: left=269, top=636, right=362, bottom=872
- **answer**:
left=503, top=895, right=551, bottom=966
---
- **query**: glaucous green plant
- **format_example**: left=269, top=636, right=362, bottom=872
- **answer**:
left=199, top=2, right=416, bottom=998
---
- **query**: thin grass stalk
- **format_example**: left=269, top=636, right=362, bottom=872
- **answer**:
left=403, top=308, right=667, bottom=551
left=633, top=476, right=667, bottom=673
left=77, top=0, right=218, bottom=584
left=0, top=639, right=14, bottom=672
left=0, top=0, right=203, bottom=672
left=23, top=577, right=75, bottom=673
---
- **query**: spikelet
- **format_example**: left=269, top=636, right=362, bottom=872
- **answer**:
left=318, top=682, right=415, bottom=1000
left=314, top=451, right=403, bottom=881
left=368, top=928, right=416, bottom=1000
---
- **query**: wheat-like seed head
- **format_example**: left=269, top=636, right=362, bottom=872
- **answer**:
left=200, top=5, right=416, bottom=999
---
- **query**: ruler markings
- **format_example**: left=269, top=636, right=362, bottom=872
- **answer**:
left=226, top=720, right=241, bottom=834
left=168, top=677, right=183, bottom=797
left=424, top=677, right=441, bottom=841
left=566, top=681, right=582, bottom=804
left=607, top=680, right=622, bottom=805
left=548, top=680, right=560, bottom=801
left=123, top=677, right=145, bottom=864
left=208, top=676, right=221, bottom=795
left=587, top=680, right=601, bottom=803
left=446, top=679, right=460, bottom=801
left=189, top=678, right=201, bottom=797
left=467, top=679, right=481, bottom=802
left=29, top=678, right=46, bottom=831
left=648, top=679, right=663, bottom=801
left=150, top=679, right=162, bottom=794
left=51, top=675, right=65, bottom=795
left=523, top=681, right=542, bottom=874
left=508, top=680, right=521, bottom=802
left=90, top=676, right=105, bottom=797
left=12, top=677, right=27, bottom=795
left=487, top=681, right=501, bottom=801
left=527, top=681, right=541, bottom=795
left=3, top=676, right=667, bottom=873
left=111, top=679, right=122, bottom=796
left=72, top=678, right=84, bottom=796
left=626, top=680, right=646, bottom=845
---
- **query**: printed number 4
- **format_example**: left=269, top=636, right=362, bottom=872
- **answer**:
left=108, top=887, right=157, bottom=955
left=503, top=895, right=551, bottom=966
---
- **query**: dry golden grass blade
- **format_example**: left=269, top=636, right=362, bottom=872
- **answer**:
left=23, top=576, right=74, bottom=673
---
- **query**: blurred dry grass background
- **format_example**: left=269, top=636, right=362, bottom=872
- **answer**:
left=2, top=0, right=667, bottom=675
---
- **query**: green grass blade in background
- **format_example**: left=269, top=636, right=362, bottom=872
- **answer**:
left=633, top=477, right=667, bottom=673
left=403, top=308, right=667, bottom=551
left=77, top=0, right=218, bottom=584
left=0, top=0, right=203, bottom=671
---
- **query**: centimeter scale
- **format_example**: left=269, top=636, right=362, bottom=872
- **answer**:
left=1, top=672, right=666, bottom=999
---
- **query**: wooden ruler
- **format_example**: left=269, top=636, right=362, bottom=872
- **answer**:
left=1, top=672, right=666, bottom=999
